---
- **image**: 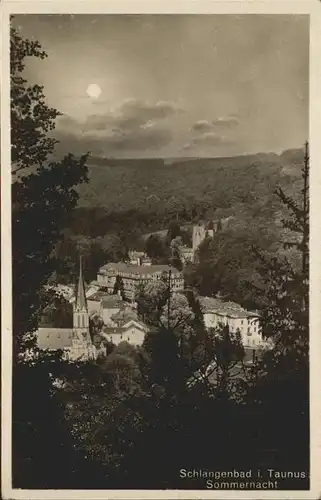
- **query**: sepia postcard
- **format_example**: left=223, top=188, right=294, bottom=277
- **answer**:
left=1, top=1, right=321, bottom=499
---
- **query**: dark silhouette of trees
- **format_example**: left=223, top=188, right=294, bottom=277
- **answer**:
left=89, top=312, right=104, bottom=337
left=244, top=142, right=310, bottom=478
left=113, top=275, right=125, bottom=299
left=11, top=25, right=89, bottom=488
left=11, top=26, right=89, bottom=355
left=166, top=220, right=181, bottom=243
left=135, top=280, right=169, bottom=326
left=39, top=290, right=73, bottom=328
left=251, top=141, right=309, bottom=359
left=145, top=233, right=168, bottom=262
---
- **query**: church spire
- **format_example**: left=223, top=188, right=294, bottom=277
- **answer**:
left=75, top=255, right=87, bottom=311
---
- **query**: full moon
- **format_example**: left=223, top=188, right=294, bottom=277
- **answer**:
left=86, top=83, right=102, bottom=99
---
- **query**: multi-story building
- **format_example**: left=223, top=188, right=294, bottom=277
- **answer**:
left=199, top=296, right=263, bottom=348
left=97, top=262, right=184, bottom=301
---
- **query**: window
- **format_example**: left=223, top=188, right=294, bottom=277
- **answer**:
left=241, top=320, right=243, bottom=325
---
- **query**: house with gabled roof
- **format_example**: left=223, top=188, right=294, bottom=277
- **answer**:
left=101, top=318, right=149, bottom=347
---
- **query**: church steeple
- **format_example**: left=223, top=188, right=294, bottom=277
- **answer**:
left=75, top=255, right=87, bottom=312
left=73, top=256, right=89, bottom=331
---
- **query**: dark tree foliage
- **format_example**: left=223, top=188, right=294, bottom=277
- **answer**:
left=145, top=233, right=169, bottom=263
left=244, top=142, right=310, bottom=477
left=11, top=26, right=89, bottom=354
left=251, top=141, right=309, bottom=359
left=135, top=280, right=169, bottom=327
left=166, top=219, right=181, bottom=243
left=11, top=25, right=89, bottom=488
left=39, top=290, right=73, bottom=328
left=113, top=275, right=126, bottom=299
left=12, top=354, right=79, bottom=488
left=11, top=28, right=58, bottom=173
left=89, top=312, right=104, bottom=339
left=53, top=232, right=129, bottom=283
left=59, top=147, right=310, bottom=490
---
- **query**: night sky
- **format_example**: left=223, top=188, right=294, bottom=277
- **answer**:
left=13, top=14, right=309, bottom=158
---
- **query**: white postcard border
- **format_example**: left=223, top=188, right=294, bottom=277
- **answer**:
left=1, top=1, right=321, bottom=499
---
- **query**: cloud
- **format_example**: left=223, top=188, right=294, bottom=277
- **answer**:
left=55, top=99, right=182, bottom=154
left=118, top=99, right=183, bottom=122
left=191, top=120, right=213, bottom=132
left=182, top=131, right=234, bottom=152
left=192, top=116, right=240, bottom=133
left=54, top=121, right=172, bottom=156
left=67, top=98, right=183, bottom=134
left=212, top=116, right=240, bottom=128
left=105, top=126, right=172, bottom=151
left=193, top=132, right=233, bottom=146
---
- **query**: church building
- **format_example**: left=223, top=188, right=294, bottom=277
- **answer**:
left=37, top=257, right=105, bottom=361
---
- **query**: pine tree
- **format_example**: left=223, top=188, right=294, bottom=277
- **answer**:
left=245, top=143, right=310, bottom=474
left=275, top=140, right=309, bottom=314
left=251, top=141, right=309, bottom=362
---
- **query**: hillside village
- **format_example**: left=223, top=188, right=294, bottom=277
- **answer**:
left=10, top=16, right=309, bottom=491
left=37, top=220, right=271, bottom=363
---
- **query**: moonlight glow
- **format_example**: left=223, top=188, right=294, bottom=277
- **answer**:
left=86, top=83, right=102, bottom=99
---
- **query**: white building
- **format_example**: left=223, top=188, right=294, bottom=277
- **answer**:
left=97, top=262, right=184, bottom=301
left=99, top=295, right=125, bottom=325
left=102, top=319, right=149, bottom=347
left=199, top=296, right=263, bottom=348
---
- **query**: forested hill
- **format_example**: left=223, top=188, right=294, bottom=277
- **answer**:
left=77, top=148, right=304, bottom=213
left=56, top=147, right=304, bottom=290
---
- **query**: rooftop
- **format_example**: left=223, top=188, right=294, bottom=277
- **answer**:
left=103, top=319, right=148, bottom=336
left=199, top=296, right=258, bottom=318
left=101, top=295, right=125, bottom=308
left=37, top=328, right=74, bottom=350
left=87, top=291, right=110, bottom=302
left=99, top=262, right=181, bottom=276
left=122, top=319, right=149, bottom=331
left=103, top=327, right=124, bottom=335
left=199, top=296, right=243, bottom=311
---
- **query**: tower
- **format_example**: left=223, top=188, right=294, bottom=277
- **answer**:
left=192, top=224, right=206, bottom=252
left=73, top=256, right=90, bottom=335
